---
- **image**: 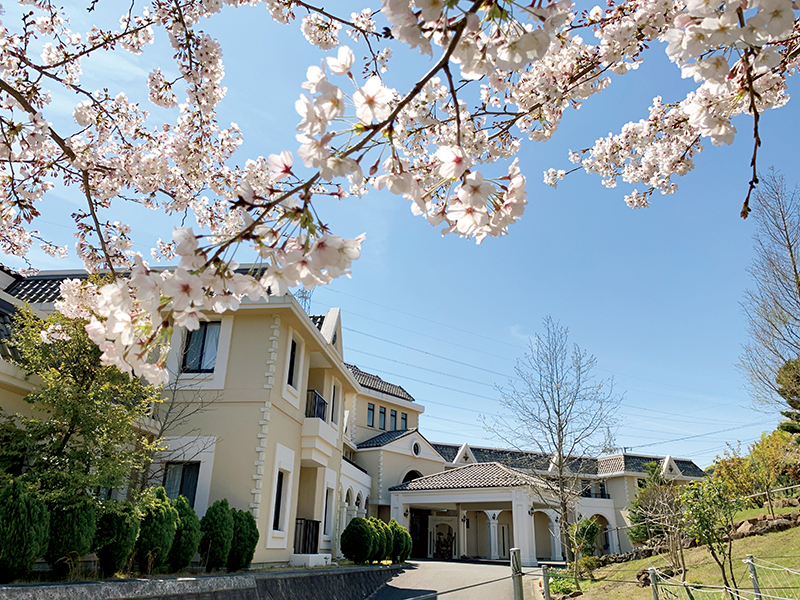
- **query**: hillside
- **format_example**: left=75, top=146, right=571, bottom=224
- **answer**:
left=578, top=524, right=800, bottom=600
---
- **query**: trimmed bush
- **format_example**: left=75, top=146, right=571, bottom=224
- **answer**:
left=367, top=517, right=387, bottom=563
left=227, top=508, right=259, bottom=572
left=399, top=526, right=413, bottom=562
left=576, top=555, right=601, bottom=579
left=135, top=487, right=178, bottom=574
left=0, top=479, right=50, bottom=583
left=94, top=500, right=141, bottom=578
left=168, top=496, right=201, bottom=573
left=199, top=498, right=234, bottom=572
left=340, top=517, right=373, bottom=564
left=45, top=495, right=97, bottom=579
left=379, top=519, right=394, bottom=561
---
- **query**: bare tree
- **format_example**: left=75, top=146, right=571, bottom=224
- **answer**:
left=128, top=364, right=222, bottom=499
left=485, top=316, right=621, bottom=559
left=739, top=170, right=800, bottom=407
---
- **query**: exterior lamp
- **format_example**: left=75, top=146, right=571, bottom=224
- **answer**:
left=528, top=507, right=535, bottom=516
left=403, top=509, right=409, bottom=517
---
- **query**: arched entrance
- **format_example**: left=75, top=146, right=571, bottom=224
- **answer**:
left=591, top=514, right=611, bottom=555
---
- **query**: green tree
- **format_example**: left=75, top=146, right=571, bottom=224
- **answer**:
left=168, top=496, right=202, bottom=573
left=340, top=517, right=373, bottom=564
left=45, top=495, right=97, bottom=579
left=0, top=479, right=50, bottom=583
left=94, top=500, right=141, bottom=578
left=135, top=487, right=178, bottom=574
left=367, top=517, right=387, bottom=563
left=749, top=430, right=793, bottom=517
left=199, top=499, right=234, bottom=572
left=681, top=479, right=742, bottom=597
left=568, top=517, right=601, bottom=591
left=1, top=306, right=162, bottom=495
left=777, top=359, right=800, bottom=441
left=226, top=508, right=259, bottom=572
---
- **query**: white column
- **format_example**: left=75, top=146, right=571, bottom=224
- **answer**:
left=458, top=507, right=467, bottom=558
left=546, top=509, right=562, bottom=561
left=511, top=489, right=537, bottom=567
left=485, top=510, right=501, bottom=560
left=346, top=506, right=356, bottom=525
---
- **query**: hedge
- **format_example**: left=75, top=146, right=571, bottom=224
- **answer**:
left=226, top=508, right=259, bottom=572
left=199, top=498, right=234, bottom=572
left=168, top=496, right=202, bottom=573
left=0, top=480, right=50, bottom=583
left=45, top=495, right=97, bottom=578
left=367, top=517, right=387, bottom=563
left=135, top=487, right=178, bottom=574
left=340, top=517, right=373, bottom=564
left=94, top=500, right=141, bottom=578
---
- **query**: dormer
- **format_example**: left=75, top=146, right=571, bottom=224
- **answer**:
left=453, top=442, right=477, bottom=465
left=660, top=455, right=681, bottom=480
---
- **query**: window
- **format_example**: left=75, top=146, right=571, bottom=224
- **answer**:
left=273, top=470, right=286, bottom=530
left=412, top=442, right=420, bottom=456
left=287, top=339, right=298, bottom=387
left=331, top=385, right=338, bottom=425
left=390, top=410, right=397, bottom=430
left=379, top=406, right=386, bottom=430
left=182, top=322, right=221, bottom=373
left=323, top=488, right=334, bottom=536
left=367, top=403, right=375, bottom=427
left=163, top=462, right=200, bottom=508
left=400, top=412, right=407, bottom=429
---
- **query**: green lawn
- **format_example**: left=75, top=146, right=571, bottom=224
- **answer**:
left=733, top=505, right=799, bottom=521
left=578, top=525, right=800, bottom=600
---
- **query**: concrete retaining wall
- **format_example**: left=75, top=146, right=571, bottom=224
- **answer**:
left=0, top=566, right=403, bottom=600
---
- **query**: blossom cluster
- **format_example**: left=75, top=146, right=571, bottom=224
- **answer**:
left=0, top=0, right=796, bottom=382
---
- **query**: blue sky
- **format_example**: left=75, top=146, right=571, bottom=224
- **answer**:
left=5, top=2, right=799, bottom=466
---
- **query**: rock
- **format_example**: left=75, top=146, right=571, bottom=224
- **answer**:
left=568, top=591, right=583, bottom=598
left=768, top=518, right=793, bottom=532
left=636, top=569, right=650, bottom=587
left=736, top=520, right=754, bottom=536
left=682, top=537, right=698, bottom=549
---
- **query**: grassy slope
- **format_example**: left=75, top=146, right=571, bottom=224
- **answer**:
left=734, top=505, right=798, bottom=521
left=578, top=525, right=800, bottom=600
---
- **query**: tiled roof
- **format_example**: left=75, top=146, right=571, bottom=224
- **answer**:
left=432, top=443, right=595, bottom=473
left=357, top=428, right=417, bottom=449
left=596, top=454, right=705, bottom=478
left=309, top=315, right=325, bottom=331
left=346, top=363, right=415, bottom=402
left=6, top=273, right=79, bottom=303
left=389, top=462, right=543, bottom=492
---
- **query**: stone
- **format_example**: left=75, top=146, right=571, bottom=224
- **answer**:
left=736, top=520, right=754, bottom=536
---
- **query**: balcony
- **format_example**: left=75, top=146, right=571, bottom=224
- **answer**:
left=306, top=390, right=328, bottom=421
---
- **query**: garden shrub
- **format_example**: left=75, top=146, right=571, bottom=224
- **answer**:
left=94, top=500, right=141, bottom=578
left=226, top=508, right=259, bottom=572
left=0, top=479, right=49, bottom=583
left=576, top=555, right=601, bottom=579
left=549, top=569, right=577, bottom=594
left=377, top=519, right=393, bottom=561
left=135, top=487, right=178, bottom=574
left=199, top=498, right=234, bottom=572
left=168, top=496, right=201, bottom=573
left=388, top=519, right=405, bottom=563
left=368, top=517, right=387, bottom=563
left=399, top=527, right=413, bottom=562
left=45, top=495, right=97, bottom=579
left=340, top=517, right=373, bottom=564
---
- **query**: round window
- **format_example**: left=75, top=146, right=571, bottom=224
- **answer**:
left=412, top=442, right=420, bottom=456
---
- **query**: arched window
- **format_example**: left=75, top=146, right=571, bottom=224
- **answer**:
left=403, top=470, right=423, bottom=483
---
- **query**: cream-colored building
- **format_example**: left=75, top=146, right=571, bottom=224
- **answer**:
left=0, top=269, right=706, bottom=568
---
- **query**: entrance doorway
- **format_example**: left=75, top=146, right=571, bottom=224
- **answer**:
left=409, top=508, right=430, bottom=559
left=499, top=523, right=511, bottom=560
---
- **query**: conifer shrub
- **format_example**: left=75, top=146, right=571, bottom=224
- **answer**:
left=226, top=508, right=259, bottom=572
left=135, top=487, right=178, bottom=574
left=340, top=517, right=373, bottom=564
left=45, top=495, right=97, bottom=579
left=0, top=480, right=50, bottom=583
left=379, top=519, right=394, bottom=561
left=399, top=527, right=413, bottom=562
left=367, top=517, right=387, bottom=563
left=388, top=519, right=409, bottom=563
left=199, top=498, right=234, bottom=572
left=168, top=496, right=201, bottom=573
left=94, top=500, right=141, bottom=578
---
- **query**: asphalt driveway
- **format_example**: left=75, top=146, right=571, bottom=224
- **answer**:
left=373, top=560, right=522, bottom=600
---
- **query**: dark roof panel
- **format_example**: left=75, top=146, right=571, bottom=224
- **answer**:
left=309, top=315, right=325, bottom=331
left=431, top=443, right=459, bottom=462
left=357, top=428, right=417, bottom=449
left=6, top=274, right=77, bottom=304
left=346, top=364, right=415, bottom=402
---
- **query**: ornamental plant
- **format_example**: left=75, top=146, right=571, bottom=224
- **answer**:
left=367, top=517, right=387, bottom=563
left=135, top=487, right=179, bottom=574
left=45, top=495, right=97, bottom=579
left=0, top=0, right=791, bottom=380
left=199, top=499, right=234, bottom=572
left=388, top=518, right=413, bottom=563
left=340, top=517, right=373, bottom=564
left=399, top=526, right=413, bottom=563
left=94, top=500, right=141, bottom=578
left=226, top=508, right=259, bottom=572
left=0, top=479, right=50, bottom=583
left=168, top=496, right=202, bottom=573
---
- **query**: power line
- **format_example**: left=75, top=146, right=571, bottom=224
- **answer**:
left=627, top=420, right=775, bottom=450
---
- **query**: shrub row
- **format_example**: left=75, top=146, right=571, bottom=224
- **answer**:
left=340, top=516, right=412, bottom=564
left=0, top=482, right=259, bottom=583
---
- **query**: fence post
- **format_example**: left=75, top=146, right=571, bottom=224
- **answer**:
left=649, top=567, right=660, bottom=600
left=746, top=554, right=762, bottom=600
left=542, top=564, right=551, bottom=600
left=511, top=548, right=524, bottom=600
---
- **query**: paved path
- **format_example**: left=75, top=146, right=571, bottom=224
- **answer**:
left=373, top=560, right=518, bottom=600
